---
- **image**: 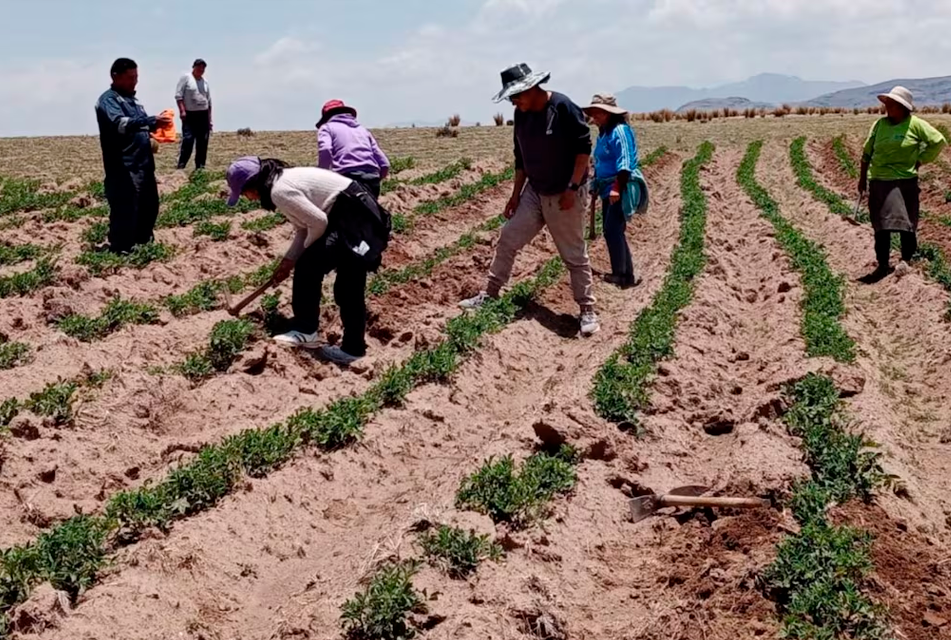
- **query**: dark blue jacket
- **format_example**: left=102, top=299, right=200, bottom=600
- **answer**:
left=95, top=87, right=157, bottom=174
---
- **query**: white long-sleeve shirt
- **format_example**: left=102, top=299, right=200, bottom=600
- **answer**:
left=270, top=167, right=352, bottom=261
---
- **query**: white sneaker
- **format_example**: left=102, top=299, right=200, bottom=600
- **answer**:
left=580, top=310, right=600, bottom=336
left=319, top=345, right=361, bottom=365
left=459, top=291, right=492, bottom=309
left=273, top=330, right=321, bottom=349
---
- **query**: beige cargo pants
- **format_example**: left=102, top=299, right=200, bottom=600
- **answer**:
left=487, top=184, right=595, bottom=307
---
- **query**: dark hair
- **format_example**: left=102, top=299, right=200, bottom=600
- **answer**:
left=598, top=112, right=628, bottom=135
left=246, top=158, right=289, bottom=211
left=110, top=58, right=137, bottom=77
left=193, top=58, right=207, bottom=68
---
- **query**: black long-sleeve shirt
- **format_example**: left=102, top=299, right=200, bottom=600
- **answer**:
left=513, top=91, right=592, bottom=195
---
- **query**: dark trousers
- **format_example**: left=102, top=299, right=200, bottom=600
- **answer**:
left=602, top=198, right=634, bottom=277
left=875, top=231, right=917, bottom=268
left=105, top=169, right=159, bottom=253
left=342, top=172, right=381, bottom=199
left=292, top=236, right=368, bottom=357
left=178, top=110, right=210, bottom=169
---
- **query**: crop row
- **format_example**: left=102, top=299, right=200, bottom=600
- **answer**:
left=763, top=374, right=892, bottom=638
left=343, top=445, right=578, bottom=638
left=831, top=134, right=859, bottom=180
left=380, top=158, right=473, bottom=195
left=738, top=141, right=855, bottom=362
left=591, top=142, right=714, bottom=427
left=393, top=167, right=515, bottom=233
left=0, top=369, right=111, bottom=431
left=0, top=257, right=566, bottom=634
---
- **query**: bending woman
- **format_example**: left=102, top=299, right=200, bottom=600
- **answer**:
left=859, top=86, right=946, bottom=282
left=225, top=156, right=390, bottom=364
left=583, top=94, right=648, bottom=287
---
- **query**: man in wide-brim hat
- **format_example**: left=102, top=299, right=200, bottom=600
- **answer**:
left=461, top=63, right=600, bottom=336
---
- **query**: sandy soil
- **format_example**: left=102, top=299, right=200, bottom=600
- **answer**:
left=761, top=139, right=951, bottom=540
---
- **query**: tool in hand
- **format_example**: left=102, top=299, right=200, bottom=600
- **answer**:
left=587, top=193, right=598, bottom=240
left=629, top=485, right=770, bottom=524
left=845, top=193, right=864, bottom=226
left=222, top=277, right=276, bottom=317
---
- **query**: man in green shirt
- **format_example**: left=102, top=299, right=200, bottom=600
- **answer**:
left=858, top=86, right=946, bottom=282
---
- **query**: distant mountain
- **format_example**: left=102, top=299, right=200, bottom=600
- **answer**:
left=676, top=97, right=774, bottom=113
left=805, top=76, right=951, bottom=108
left=616, top=73, right=864, bottom=113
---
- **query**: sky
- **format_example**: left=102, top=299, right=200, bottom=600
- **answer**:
left=1, top=0, right=950, bottom=137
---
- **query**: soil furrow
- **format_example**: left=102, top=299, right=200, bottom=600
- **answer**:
left=759, top=139, right=951, bottom=541
left=16, top=156, right=683, bottom=640
left=0, top=197, right=554, bottom=549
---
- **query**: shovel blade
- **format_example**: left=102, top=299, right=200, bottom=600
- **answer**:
left=629, top=495, right=657, bottom=524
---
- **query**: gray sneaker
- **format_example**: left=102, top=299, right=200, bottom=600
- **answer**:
left=460, top=291, right=492, bottom=309
left=580, top=310, right=600, bottom=336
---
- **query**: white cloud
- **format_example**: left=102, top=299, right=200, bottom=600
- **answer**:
left=1, top=0, right=951, bottom=136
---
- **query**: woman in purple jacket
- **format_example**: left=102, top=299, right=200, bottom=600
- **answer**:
left=316, top=100, right=390, bottom=198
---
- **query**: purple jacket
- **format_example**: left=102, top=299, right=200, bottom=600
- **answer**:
left=317, top=114, right=390, bottom=177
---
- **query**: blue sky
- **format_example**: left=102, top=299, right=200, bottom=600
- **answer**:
left=1, top=0, right=950, bottom=136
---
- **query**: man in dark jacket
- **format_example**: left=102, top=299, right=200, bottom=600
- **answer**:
left=95, top=58, right=171, bottom=254
left=460, top=64, right=599, bottom=336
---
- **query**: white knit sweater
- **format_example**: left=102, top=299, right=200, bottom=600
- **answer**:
left=270, top=167, right=352, bottom=261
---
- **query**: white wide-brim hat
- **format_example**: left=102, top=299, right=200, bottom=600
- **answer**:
left=493, top=63, right=551, bottom=103
left=878, top=86, right=915, bottom=112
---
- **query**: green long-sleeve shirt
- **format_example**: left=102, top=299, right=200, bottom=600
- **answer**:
left=862, top=115, right=947, bottom=180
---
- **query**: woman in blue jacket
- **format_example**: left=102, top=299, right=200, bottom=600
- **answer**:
left=584, top=94, right=648, bottom=288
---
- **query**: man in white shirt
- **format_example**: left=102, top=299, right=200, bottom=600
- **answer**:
left=175, top=58, right=212, bottom=170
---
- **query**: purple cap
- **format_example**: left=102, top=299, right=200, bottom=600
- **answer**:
left=226, top=156, right=261, bottom=206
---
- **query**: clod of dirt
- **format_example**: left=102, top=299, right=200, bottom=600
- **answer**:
left=703, top=418, right=736, bottom=436
left=923, top=612, right=949, bottom=628
left=249, top=233, right=269, bottom=248
left=8, top=583, right=70, bottom=634
left=68, top=194, right=95, bottom=209
left=583, top=438, right=617, bottom=462
left=820, top=364, right=866, bottom=398
left=232, top=344, right=270, bottom=375
left=41, top=297, right=76, bottom=324
left=515, top=606, right=568, bottom=640
left=38, top=465, right=57, bottom=483
left=8, top=414, right=42, bottom=440
left=532, top=419, right=573, bottom=450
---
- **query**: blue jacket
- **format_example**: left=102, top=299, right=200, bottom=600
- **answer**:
left=591, top=122, right=649, bottom=219
left=95, top=87, right=157, bottom=174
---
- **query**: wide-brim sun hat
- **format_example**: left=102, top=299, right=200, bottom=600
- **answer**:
left=583, top=93, right=627, bottom=116
left=878, top=86, right=915, bottom=112
left=316, top=99, right=358, bottom=128
left=493, top=63, right=551, bottom=103
left=226, top=156, right=261, bottom=206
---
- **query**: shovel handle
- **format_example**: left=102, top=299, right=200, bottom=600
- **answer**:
left=227, top=278, right=276, bottom=316
left=656, top=496, right=769, bottom=509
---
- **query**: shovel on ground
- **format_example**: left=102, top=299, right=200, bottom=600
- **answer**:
left=222, top=277, right=276, bottom=317
left=629, top=485, right=770, bottom=524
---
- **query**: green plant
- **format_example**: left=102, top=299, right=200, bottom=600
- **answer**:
left=831, top=135, right=859, bottom=179
left=0, top=341, right=31, bottom=370
left=0, top=177, right=74, bottom=217
left=418, top=526, right=501, bottom=578
left=761, top=373, right=892, bottom=638
left=0, top=398, right=19, bottom=427
left=455, top=446, right=577, bottom=527
left=178, top=352, right=215, bottom=382
left=389, top=156, right=415, bottom=175
left=400, top=167, right=515, bottom=231
left=382, top=158, right=475, bottom=195
left=81, top=220, right=109, bottom=246
left=0, top=242, right=42, bottom=266
left=194, top=220, right=231, bottom=241
left=738, top=141, right=855, bottom=362
left=592, top=142, right=714, bottom=425
left=0, top=258, right=57, bottom=298
left=240, top=213, right=284, bottom=232
left=789, top=137, right=859, bottom=219
left=76, top=242, right=174, bottom=276
left=207, top=319, right=256, bottom=371
left=340, top=561, right=425, bottom=640
left=25, top=380, right=78, bottom=425
left=42, top=204, right=108, bottom=224
left=164, top=280, right=222, bottom=317
left=58, top=297, right=160, bottom=342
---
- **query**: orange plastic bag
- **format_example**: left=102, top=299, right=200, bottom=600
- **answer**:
left=151, top=109, right=178, bottom=143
